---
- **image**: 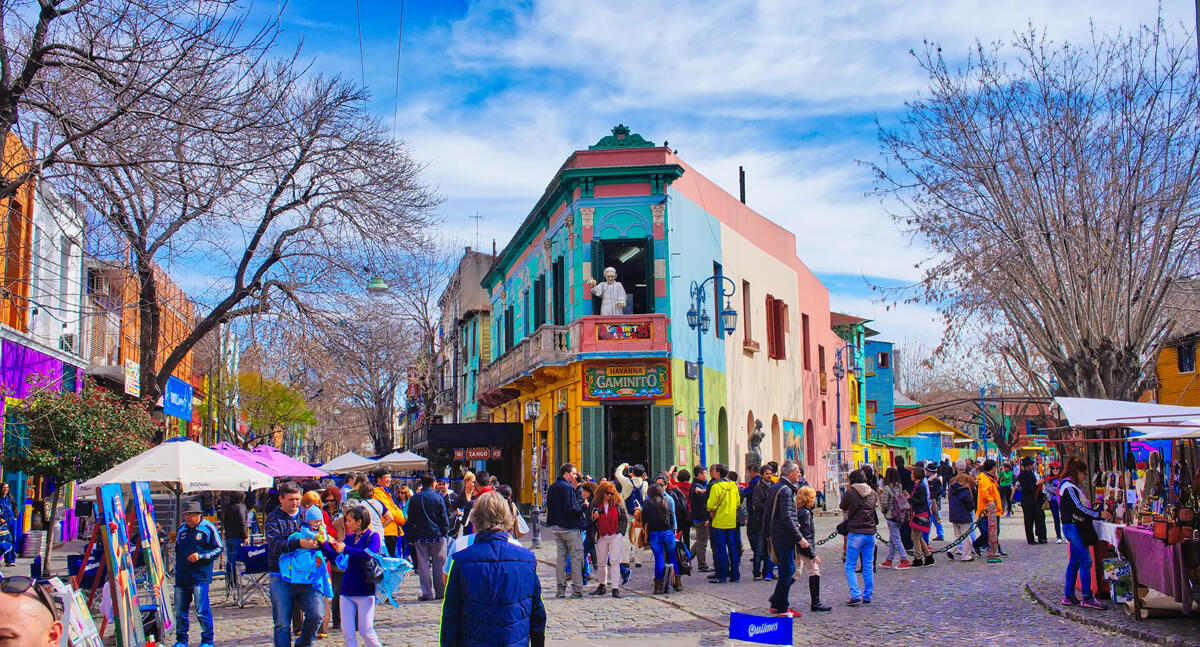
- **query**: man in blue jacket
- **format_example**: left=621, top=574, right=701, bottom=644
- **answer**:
left=408, top=475, right=450, bottom=601
left=545, top=463, right=588, bottom=598
left=174, top=500, right=223, bottom=647
left=441, top=492, right=545, bottom=647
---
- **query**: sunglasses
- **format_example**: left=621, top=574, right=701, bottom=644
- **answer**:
left=0, top=577, right=59, bottom=620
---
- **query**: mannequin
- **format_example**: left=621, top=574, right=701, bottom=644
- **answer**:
left=587, top=266, right=628, bottom=315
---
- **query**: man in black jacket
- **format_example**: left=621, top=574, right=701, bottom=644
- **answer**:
left=748, top=463, right=776, bottom=580
left=407, top=475, right=450, bottom=601
left=763, top=460, right=802, bottom=615
left=689, top=465, right=711, bottom=572
left=546, top=463, right=589, bottom=598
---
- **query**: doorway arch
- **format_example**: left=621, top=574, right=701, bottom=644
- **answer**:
left=771, top=415, right=782, bottom=463
left=717, top=408, right=729, bottom=467
left=806, top=420, right=816, bottom=468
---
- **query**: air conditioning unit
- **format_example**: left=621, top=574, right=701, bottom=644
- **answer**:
left=58, top=333, right=76, bottom=354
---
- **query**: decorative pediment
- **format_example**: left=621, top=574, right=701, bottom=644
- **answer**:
left=589, top=124, right=655, bottom=150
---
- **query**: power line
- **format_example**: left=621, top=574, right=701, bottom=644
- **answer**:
left=355, top=0, right=366, bottom=87
left=393, top=0, right=405, bottom=135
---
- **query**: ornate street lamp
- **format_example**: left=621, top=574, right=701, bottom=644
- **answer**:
left=687, top=275, right=738, bottom=466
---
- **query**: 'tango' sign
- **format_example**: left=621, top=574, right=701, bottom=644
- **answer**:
left=582, top=362, right=670, bottom=401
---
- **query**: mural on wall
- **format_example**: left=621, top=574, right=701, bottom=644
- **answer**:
left=782, top=420, right=805, bottom=467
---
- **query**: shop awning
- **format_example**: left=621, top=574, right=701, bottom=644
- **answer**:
left=428, top=422, right=523, bottom=448
left=1055, top=397, right=1200, bottom=438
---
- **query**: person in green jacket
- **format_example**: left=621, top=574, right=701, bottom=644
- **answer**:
left=998, top=462, right=1014, bottom=517
left=705, top=464, right=741, bottom=583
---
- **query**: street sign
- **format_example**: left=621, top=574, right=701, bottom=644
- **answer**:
left=123, top=360, right=140, bottom=397
left=163, top=376, right=193, bottom=420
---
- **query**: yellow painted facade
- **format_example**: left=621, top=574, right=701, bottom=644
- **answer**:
left=1156, top=337, right=1200, bottom=406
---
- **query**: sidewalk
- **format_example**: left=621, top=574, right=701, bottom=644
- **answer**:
left=1027, top=566, right=1200, bottom=647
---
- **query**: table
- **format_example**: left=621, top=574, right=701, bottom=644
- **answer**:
left=1118, top=525, right=1196, bottom=618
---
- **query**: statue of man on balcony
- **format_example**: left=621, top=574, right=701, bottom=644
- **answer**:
left=587, top=266, right=627, bottom=315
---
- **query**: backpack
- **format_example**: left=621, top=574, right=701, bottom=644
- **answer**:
left=667, top=488, right=689, bottom=530
left=626, top=482, right=645, bottom=514
left=890, top=485, right=912, bottom=523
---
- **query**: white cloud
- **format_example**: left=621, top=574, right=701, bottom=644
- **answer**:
left=829, top=293, right=944, bottom=349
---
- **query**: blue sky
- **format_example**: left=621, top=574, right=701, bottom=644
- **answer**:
left=262, top=0, right=1190, bottom=348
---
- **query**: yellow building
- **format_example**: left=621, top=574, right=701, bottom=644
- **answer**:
left=893, top=414, right=979, bottom=463
left=1156, top=333, right=1199, bottom=406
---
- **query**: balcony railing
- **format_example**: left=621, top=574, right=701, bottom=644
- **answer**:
left=478, top=325, right=573, bottom=394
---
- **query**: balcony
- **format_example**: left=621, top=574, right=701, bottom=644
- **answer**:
left=477, top=314, right=673, bottom=404
left=477, top=325, right=573, bottom=400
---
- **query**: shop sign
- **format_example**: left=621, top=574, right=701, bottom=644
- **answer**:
left=124, top=359, right=140, bottom=397
left=453, top=447, right=499, bottom=460
left=582, top=362, right=670, bottom=401
left=596, top=321, right=652, bottom=341
left=163, top=375, right=193, bottom=420
left=555, top=389, right=568, bottom=411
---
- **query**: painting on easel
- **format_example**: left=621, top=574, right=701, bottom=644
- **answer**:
left=131, top=481, right=173, bottom=637
left=96, top=484, right=145, bottom=647
left=47, top=577, right=104, bottom=647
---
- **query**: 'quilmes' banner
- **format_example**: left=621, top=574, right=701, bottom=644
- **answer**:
left=728, top=611, right=792, bottom=645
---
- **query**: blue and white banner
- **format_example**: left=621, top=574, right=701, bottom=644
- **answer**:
left=729, top=611, right=792, bottom=645
left=163, top=375, right=193, bottom=420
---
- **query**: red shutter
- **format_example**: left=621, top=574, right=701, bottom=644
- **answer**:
left=775, top=300, right=787, bottom=360
left=765, top=295, right=776, bottom=358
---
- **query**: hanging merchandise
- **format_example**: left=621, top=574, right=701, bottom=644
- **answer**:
left=96, top=484, right=145, bottom=647
left=131, top=482, right=174, bottom=637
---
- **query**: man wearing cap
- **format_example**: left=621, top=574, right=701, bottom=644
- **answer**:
left=174, top=500, right=223, bottom=647
left=586, top=267, right=628, bottom=315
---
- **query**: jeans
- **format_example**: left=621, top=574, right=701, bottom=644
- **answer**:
left=844, top=533, right=875, bottom=601
left=553, top=529, right=586, bottom=593
left=173, top=583, right=213, bottom=644
left=225, top=538, right=244, bottom=588
left=270, top=574, right=323, bottom=647
left=769, top=542, right=796, bottom=611
left=411, top=538, right=447, bottom=599
left=1063, top=524, right=1093, bottom=599
left=385, top=535, right=398, bottom=557
left=1049, top=500, right=1063, bottom=540
left=711, top=527, right=740, bottom=581
left=647, top=530, right=677, bottom=580
left=339, top=595, right=383, bottom=647
left=748, top=526, right=775, bottom=577
left=931, top=498, right=944, bottom=538
left=884, top=520, right=906, bottom=563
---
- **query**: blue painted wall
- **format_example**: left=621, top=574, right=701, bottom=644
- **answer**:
left=864, top=339, right=895, bottom=437
left=665, top=187, right=726, bottom=372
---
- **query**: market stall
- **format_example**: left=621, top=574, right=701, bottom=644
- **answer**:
left=1052, top=397, right=1200, bottom=618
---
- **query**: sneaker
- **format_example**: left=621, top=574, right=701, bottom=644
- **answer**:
left=1080, top=597, right=1107, bottom=610
left=845, top=598, right=862, bottom=607
left=729, top=577, right=741, bottom=583
left=611, top=589, right=621, bottom=598
left=946, top=553, right=955, bottom=561
left=1061, top=596, right=1081, bottom=606
left=555, top=590, right=566, bottom=599
left=960, top=555, right=975, bottom=562
left=199, top=643, right=214, bottom=647
left=862, top=598, right=871, bottom=604
left=571, top=590, right=584, bottom=599
left=698, top=566, right=711, bottom=572
left=762, top=574, right=775, bottom=581
left=896, top=560, right=912, bottom=569
left=880, top=560, right=893, bottom=569
left=811, top=601, right=832, bottom=611
left=173, top=643, right=188, bottom=647
left=417, top=595, right=432, bottom=601
left=753, top=575, right=763, bottom=581
left=1056, top=538, right=1064, bottom=544
left=708, top=577, right=728, bottom=584
left=934, top=536, right=945, bottom=541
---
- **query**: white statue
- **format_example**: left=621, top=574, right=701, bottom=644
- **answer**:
left=587, top=266, right=627, bottom=315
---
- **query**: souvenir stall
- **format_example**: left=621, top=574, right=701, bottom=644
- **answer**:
left=1053, top=397, right=1200, bottom=618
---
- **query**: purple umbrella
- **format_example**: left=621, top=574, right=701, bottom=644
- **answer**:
left=248, top=445, right=328, bottom=479
left=210, top=441, right=285, bottom=478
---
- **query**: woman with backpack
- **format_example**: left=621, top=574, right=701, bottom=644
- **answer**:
left=642, top=485, right=678, bottom=594
left=1059, top=459, right=1107, bottom=610
left=877, top=468, right=911, bottom=569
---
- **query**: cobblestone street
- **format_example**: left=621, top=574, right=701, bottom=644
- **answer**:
left=208, top=515, right=1150, bottom=646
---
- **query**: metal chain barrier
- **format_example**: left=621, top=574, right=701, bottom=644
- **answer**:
left=874, top=520, right=980, bottom=553
left=813, top=530, right=840, bottom=547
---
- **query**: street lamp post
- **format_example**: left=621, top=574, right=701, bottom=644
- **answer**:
left=978, top=383, right=998, bottom=459
left=830, top=342, right=864, bottom=456
left=686, top=276, right=738, bottom=467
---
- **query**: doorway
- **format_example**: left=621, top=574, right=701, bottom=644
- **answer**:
left=605, top=404, right=650, bottom=475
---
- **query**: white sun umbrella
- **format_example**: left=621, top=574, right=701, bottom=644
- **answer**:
left=80, top=437, right=274, bottom=493
left=321, top=451, right=377, bottom=474
left=373, top=450, right=429, bottom=472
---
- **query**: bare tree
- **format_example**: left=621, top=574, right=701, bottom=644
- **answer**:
left=874, top=22, right=1200, bottom=401
left=0, top=0, right=271, bottom=199
left=60, top=64, right=437, bottom=403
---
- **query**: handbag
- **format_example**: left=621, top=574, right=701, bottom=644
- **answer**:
left=674, top=541, right=693, bottom=576
left=836, top=519, right=849, bottom=536
left=909, top=512, right=931, bottom=533
left=1076, top=516, right=1100, bottom=547
left=356, top=532, right=385, bottom=583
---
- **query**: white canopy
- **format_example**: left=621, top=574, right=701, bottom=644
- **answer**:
left=373, top=450, right=429, bottom=472
left=80, top=438, right=274, bottom=493
left=1055, top=397, right=1200, bottom=439
left=320, top=451, right=377, bottom=474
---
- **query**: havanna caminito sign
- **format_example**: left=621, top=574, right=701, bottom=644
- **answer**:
left=582, top=361, right=670, bottom=401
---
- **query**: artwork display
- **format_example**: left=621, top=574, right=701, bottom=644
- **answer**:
left=48, top=577, right=104, bottom=647
left=96, top=484, right=145, bottom=647
left=131, top=481, right=173, bottom=637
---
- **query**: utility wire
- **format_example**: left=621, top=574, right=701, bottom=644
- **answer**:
left=393, top=0, right=405, bottom=135
left=355, top=0, right=366, bottom=87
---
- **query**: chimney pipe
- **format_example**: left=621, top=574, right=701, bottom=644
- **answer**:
left=492, top=239, right=497, bottom=257
left=739, top=166, right=746, bottom=204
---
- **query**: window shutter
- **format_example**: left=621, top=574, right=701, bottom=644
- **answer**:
left=649, top=405, right=674, bottom=476
left=765, top=295, right=776, bottom=358
left=775, top=300, right=787, bottom=359
left=581, top=406, right=606, bottom=480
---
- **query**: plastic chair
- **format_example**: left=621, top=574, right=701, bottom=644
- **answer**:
left=234, top=544, right=270, bottom=608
